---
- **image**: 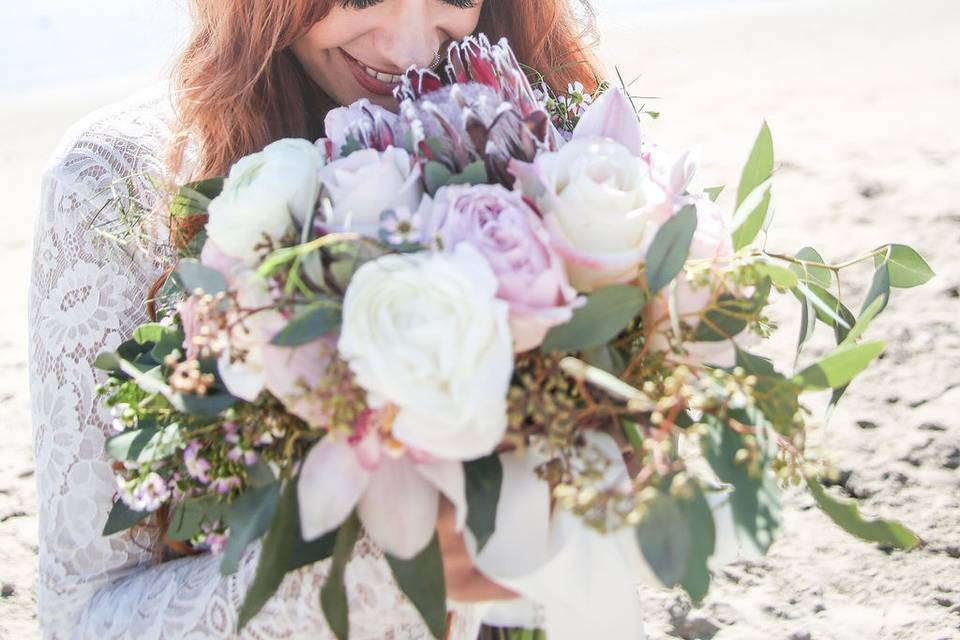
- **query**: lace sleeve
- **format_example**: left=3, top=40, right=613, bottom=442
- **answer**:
left=27, top=89, right=481, bottom=640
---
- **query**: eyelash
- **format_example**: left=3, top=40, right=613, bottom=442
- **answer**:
left=341, top=0, right=477, bottom=9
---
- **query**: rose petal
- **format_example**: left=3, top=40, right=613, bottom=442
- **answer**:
left=298, top=437, right=370, bottom=541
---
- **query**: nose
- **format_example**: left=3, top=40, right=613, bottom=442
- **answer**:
left=375, top=1, right=446, bottom=71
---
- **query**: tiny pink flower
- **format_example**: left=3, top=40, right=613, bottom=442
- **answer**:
left=183, top=440, right=211, bottom=483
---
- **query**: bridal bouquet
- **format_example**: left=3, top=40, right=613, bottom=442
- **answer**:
left=95, top=36, right=932, bottom=639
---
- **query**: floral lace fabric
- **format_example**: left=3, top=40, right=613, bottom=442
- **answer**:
left=28, top=82, right=481, bottom=639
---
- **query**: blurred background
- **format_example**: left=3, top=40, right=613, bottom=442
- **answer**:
left=2, top=0, right=958, bottom=638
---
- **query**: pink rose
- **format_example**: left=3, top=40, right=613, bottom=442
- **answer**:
left=428, top=184, right=583, bottom=352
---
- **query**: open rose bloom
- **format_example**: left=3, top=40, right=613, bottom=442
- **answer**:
left=96, top=33, right=925, bottom=640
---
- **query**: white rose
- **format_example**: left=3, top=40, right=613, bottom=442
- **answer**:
left=337, top=243, right=513, bottom=460
left=318, top=146, right=423, bottom=237
left=206, top=138, right=323, bottom=266
left=530, top=137, right=670, bottom=292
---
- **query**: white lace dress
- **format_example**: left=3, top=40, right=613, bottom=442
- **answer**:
left=27, top=83, right=482, bottom=640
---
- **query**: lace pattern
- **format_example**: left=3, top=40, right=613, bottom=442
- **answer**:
left=28, top=83, right=481, bottom=639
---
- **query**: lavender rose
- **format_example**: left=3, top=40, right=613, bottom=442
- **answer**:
left=428, top=184, right=582, bottom=352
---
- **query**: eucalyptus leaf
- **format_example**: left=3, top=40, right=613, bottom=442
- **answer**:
left=792, top=282, right=851, bottom=331
left=448, top=160, right=489, bottom=187
left=463, top=455, right=503, bottom=553
left=692, top=279, right=770, bottom=342
left=424, top=161, right=454, bottom=195
left=861, top=261, right=890, bottom=316
left=270, top=304, right=341, bottom=347
left=169, top=177, right=224, bottom=218
left=755, top=263, right=798, bottom=289
left=793, top=340, right=885, bottom=390
left=176, top=392, right=238, bottom=417
left=675, top=481, right=716, bottom=603
left=789, top=247, right=832, bottom=289
left=386, top=535, right=448, bottom=640
left=731, top=178, right=773, bottom=250
left=105, top=423, right=181, bottom=463
left=168, top=497, right=230, bottom=542
left=635, top=491, right=689, bottom=587
left=732, top=121, right=774, bottom=249
left=876, top=244, right=934, bottom=288
left=238, top=481, right=299, bottom=631
left=842, top=296, right=886, bottom=347
left=702, top=412, right=781, bottom=556
left=807, top=478, right=920, bottom=550
left=321, top=513, right=361, bottom=640
left=796, top=293, right=816, bottom=365
left=102, top=499, right=151, bottom=536
left=645, top=205, right=698, bottom=295
left=541, top=285, right=646, bottom=352
left=175, top=259, right=228, bottom=296
left=221, top=481, right=282, bottom=576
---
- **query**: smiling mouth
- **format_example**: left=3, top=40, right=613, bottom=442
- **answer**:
left=340, top=49, right=405, bottom=96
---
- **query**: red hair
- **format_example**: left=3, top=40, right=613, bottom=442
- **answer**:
left=166, top=0, right=600, bottom=183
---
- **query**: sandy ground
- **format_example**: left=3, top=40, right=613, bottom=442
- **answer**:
left=1, top=0, right=958, bottom=638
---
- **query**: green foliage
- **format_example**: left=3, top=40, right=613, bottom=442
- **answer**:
left=175, top=259, right=228, bottom=296
left=789, top=246, right=832, bottom=289
left=735, top=349, right=801, bottom=435
left=321, top=512, right=361, bottom=640
left=423, top=160, right=489, bottom=195
left=693, top=279, right=771, bottom=342
left=386, top=536, right=449, bottom=639
left=169, top=177, right=224, bottom=219
left=732, top=122, right=774, bottom=249
left=221, top=481, right=282, bottom=576
left=167, top=497, right=230, bottom=542
left=645, top=205, right=698, bottom=295
left=793, top=341, right=885, bottom=390
left=704, top=185, right=724, bottom=202
left=861, top=261, right=891, bottom=316
left=238, top=481, right=299, bottom=631
left=806, top=478, right=920, bottom=550
left=702, top=412, right=781, bottom=556
left=102, top=499, right=151, bottom=536
left=876, top=244, right=934, bottom=288
left=105, top=422, right=182, bottom=464
left=542, top=285, right=646, bottom=352
left=463, top=455, right=503, bottom=553
left=270, top=303, right=341, bottom=347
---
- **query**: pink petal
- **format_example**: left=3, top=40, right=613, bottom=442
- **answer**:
left=572, top=88, right=644, bottom=156
left=416, top=461, right=467, bottom=532
left=298, top=437, right=370, bottom=541
left=359, top=458, right=440, bottom=559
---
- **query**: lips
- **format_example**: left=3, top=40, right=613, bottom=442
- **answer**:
left=341, top=49, right=404, bottom=97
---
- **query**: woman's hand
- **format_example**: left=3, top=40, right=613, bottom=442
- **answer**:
left=435, top=499, right=517, bottom=602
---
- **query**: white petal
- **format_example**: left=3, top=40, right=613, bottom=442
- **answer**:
left=297, top=437, right=369, bottom=541
left=416, top=461, right=467, bottom=532
left=358, top=458, right=439, bottom=559
left=217, top=346, right=265, bottom=402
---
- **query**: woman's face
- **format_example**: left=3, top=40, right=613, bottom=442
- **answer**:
left=291, top=0, right=485, bottom=111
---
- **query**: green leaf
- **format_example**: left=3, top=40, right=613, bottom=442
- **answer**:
left=169, top=177, right=224, bottom=218
left=692, top=279, right=770, bottom=342
left=806, top=478, right=920, bottom=550
left=793, top=340, right=885, bottom=390
left=541, top=284, right=646, bottom=352
left=270, top=304, right=341, bottom=347
left=581, top=345, right=627, bottom=376
left=93, top=351, right=123, bottom=372
left=221, top=481, right=282, bottom=575
left=704, top=185, right=724, bottom=202
left=321, top=513, right=361, bottom=640
left=463, top=455, right=503, bottom=553
left=386, top=535, right=448, bottom=640
left=861, top=261, right=890, bottom=316
left=732, top=122, right=774, bottom=249
left=789, top=247, right=832, bottom=289
left=447, top=160, right=489, bottom=187
left=675, top=481, right=716, bottom=603
left=735, top=349, right=801, bottom=435
left=796, top=293, right=816, bottom=363
left=175, top=392, right=238, bottom=417
left=424, top=161, right=454, bottom=195
left=755, top=263, right=798, bottom=289
left=635, top=491, right=689, bottom=587
left=876, top=244, right=934, bottom=288
left=167, top=497, right=230, bottom=542
left=105, top=422, right=182, bottom=463
left=702, top=412, right=781, bottom=556
left=102, top=499, right=151, bottom=536
left=238, top=481, right=300, bottom=631
left=842, top=295, right=885, bottom=347
left=645, top=205, right=698, bottom=295
left=175, top=259, right=228, bottom=296
left=731, top=178, right=773, bottom=250
left=792, top=282, right=851, bottom=331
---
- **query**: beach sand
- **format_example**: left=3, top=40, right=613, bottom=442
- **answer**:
left=2, top=0, right=958, bottom=637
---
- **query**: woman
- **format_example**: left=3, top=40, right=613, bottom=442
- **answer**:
left=28, top=0, right=600, bottom=638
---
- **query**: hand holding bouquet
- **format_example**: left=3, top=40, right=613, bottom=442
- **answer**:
left=96, top=35, right=932, bottom=639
